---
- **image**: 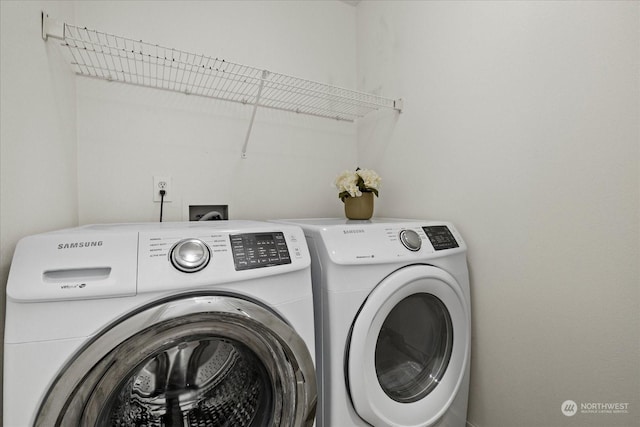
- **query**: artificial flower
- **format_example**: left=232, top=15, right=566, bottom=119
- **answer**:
left=335, top=168, right=381, bottom=200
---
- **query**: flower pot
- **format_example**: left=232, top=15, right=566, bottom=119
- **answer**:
left=344, top=192, right=374, bottom=220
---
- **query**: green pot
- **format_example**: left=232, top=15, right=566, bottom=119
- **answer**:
left=344, top=192, right=374, bottom=220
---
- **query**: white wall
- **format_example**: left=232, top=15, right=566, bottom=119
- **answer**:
left=357, top=1, right=639, bottom=426
left=73, top=0, right=358, bottom=224
left=0, top=1, right=78, bottom=421
left=0, top=0, right=357, bottom=420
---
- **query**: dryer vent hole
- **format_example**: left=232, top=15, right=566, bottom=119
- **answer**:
left=189, top=205, right=229, bottom=221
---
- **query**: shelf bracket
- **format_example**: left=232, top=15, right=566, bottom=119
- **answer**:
left=41, top=11, right=65, bottom=41
left=241, top=70, right=268, bottom=159
left=394, top=98, right=404, bottom=113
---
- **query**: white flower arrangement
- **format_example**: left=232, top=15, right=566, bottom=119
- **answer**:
left=335, top=168, right=381, bottom=200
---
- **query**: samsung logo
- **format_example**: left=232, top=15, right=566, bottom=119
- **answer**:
left=57, top=241, right=103, bottom=249
left=343, top=229, right=365, bottom=234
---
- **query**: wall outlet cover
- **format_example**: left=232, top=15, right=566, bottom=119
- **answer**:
left=153, top=176, right=172, bottom=202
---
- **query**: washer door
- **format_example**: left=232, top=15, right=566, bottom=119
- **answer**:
left=35, top=294, right=316, bottom=427
left=347, top=265, right=470, bottom=427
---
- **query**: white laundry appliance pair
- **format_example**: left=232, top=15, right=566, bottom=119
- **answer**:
left=3, top=221, right=317, bottom=427
left=276, top=218, right=471, bottom=427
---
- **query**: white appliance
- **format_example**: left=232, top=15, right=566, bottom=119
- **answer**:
left=4, top=221, right=317, bottom=427
left=275, top=218, right=471, bottom=427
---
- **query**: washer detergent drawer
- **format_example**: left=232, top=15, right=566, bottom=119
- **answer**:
left=7, top=232, right=138, bottom=302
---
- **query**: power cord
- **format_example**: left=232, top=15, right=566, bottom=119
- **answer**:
left=159, top=189, right=166, bottom=222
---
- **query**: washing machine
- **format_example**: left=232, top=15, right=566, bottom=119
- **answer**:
left=3, top=220, right=317, bottom=427
left=274, top=218, right=470, bottom=427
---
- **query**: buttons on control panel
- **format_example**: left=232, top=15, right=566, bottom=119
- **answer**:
left=423, top=226, right=459, bottom=251
left=399, top=229, right=422, bottom=251
left=230, top=232, right=291, bottom=271
left=170, top=239, right=211, bottom=273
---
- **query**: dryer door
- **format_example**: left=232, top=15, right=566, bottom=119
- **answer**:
left=35, top=294, right=316, bottom=427
left=347, top=265, right=470, bottom=427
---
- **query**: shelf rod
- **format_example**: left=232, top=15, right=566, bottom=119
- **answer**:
left=241, top=70, right=268, bottom=159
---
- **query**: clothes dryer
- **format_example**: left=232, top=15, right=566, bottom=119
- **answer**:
left=275, top=218, right=470, bottom=427
left=4, top=221, right=316, bottom=427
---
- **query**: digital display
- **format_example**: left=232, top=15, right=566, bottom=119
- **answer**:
left=422, top=226, right=459, bottom=251
left=230, top=232, right=291, bottom=270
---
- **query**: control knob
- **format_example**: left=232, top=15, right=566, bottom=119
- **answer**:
left=170, top=239, right=211, bottom=272
left=399, top=229, right=422, bottom=252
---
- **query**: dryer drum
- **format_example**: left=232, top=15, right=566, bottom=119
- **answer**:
left=34, top=295, right=317, bottom=427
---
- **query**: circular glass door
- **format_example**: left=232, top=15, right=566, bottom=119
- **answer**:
left=35, top=294, right=317, bottom=427
left=375, top=293, right=453, bottom=403
left=347, top=265, right=470, bottom=427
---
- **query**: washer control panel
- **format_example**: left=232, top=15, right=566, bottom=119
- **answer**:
left=136, top=222, right=308, bottom=292
left=230, top=232, right=291, bottom=270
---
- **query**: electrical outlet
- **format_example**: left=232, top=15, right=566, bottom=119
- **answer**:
left=153, top=176, right=172, bottom=202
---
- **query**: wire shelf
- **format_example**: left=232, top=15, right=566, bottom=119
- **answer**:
left=55, top=23, right=401, bottom=122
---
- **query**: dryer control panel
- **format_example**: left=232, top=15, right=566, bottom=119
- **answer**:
left=423, top=225, right=459, bottom=251
left=290, top=219, right=466, bottom=265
